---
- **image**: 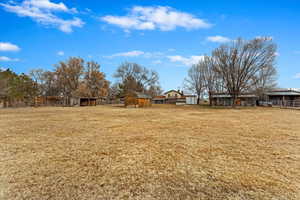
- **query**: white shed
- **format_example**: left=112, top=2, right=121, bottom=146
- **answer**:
left=185, top=95, right=197, bottom=105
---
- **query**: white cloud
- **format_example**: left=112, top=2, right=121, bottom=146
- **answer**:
left=0, top=42, right=20, bottom=52
left=167, top=55, right=204, bottom=66
left=294, top=73, right=300, bottom=79
left=207, top=35, right=231, bottom=43
left=57, top=51, right=64, bottom=56
left=0, top=67, right=8, bottom=71
left=105, top=50, right=145, bottom=58
left=0, top=0, right=84, bottom=33
left=27, top=0, right=68, bottom=12
left=0, top=56, right=19, bottom=62
left=101, top=6, right=212, bottom=31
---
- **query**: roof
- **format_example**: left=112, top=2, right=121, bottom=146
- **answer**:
left=266, top=89, right=300, bottom=96
left=164, top=90, right=183, bottom=95
left=153, top=96, right=166, bottom=100
left=184, top=95, right=197, bottom=97
left=135, top=92, right=152, bottom=99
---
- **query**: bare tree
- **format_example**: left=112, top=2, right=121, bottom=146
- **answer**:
left=252, top=64, right=277, bottom=99
left=148, top=85, right=163, bottom=97
left=114, top=62, right=160, bottom=96
left=29, top=68, right=46, bottom=96
left=41, top=71, right=60, bottom=96
left=212, top=37, right=276, bottom=106
left=201, top=56, right=225, bottom=105
left=55, top=57, right=84, bottom=105
left=184, top=62, right=205, bottom=104
left=83, top=61, right=109, bottom=97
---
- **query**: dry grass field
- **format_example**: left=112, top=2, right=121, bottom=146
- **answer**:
left=0, top=105, right=299, bottom=200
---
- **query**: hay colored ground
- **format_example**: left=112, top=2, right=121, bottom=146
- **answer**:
left=0, top=105, right=299, bottom=200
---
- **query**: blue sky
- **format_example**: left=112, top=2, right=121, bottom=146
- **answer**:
left=0, top=0, right=299, bottom=91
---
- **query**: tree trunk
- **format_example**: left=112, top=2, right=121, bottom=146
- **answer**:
left=208, top=92, right=212, bottom=106
left=232, top=94, right=237, bottom=108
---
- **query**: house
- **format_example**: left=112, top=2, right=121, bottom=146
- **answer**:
left=164, top=90, right=184, bottom=98
left=125, top=91, right=152, bottom=108
left=164, top=90, right=184, bottom=104
left=153, top=90, right=198, bottom=105
left=211, top=93, right=258, bottom=106
left=265, top=89, right=300, bottom=107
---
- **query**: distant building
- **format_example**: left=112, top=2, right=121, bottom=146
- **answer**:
left=265, top=89, right=300, bottom=107
left=70, top=97, right=98, bottom=106
left=153, top=90, right=197, bottom=105
left=211, top=93, right=258, bottom=106
left=125, top=91, right=152, bottom=108
left=152, top=96, right=166, bottom=104
left=185, top=95, right=197, bottom=105
left=164, top=90, right=184, bottom=98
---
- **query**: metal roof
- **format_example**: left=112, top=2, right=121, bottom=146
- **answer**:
left=266, top=92, right=300, bottom=96
left=135, top=92, right=152, bottom=99
left=266, top=89, right=300, bottom=96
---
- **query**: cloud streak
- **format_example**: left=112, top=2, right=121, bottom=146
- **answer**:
left=0, top=0, right=84, bottom=33
left=101, top=6, right=212, bottom=31
left=167, top=55, right=204, bottom=66
left=0, top=42, right=20, bottom=51
left=105, top=50, right=145, bottom=58
left=57, top=51, right=64, bottom=56
left=206, top=35, right=231, bottom=43
left=0, top=56, right=20, bottom=62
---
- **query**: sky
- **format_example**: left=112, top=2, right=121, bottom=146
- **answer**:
left=0, top=0, right=300, bottom=91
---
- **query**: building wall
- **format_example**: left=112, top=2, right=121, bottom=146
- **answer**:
left=137, top=98, right=151, bottom=107
left=165, top=91, right=182, bottom=98
left=186, top=96, right=197, bottom=105
left=268, top=95, right=300, bottom=106
left=125, top=96, right=151, bottom=107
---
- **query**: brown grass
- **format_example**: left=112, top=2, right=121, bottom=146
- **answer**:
left=0, top=105, right=299, bottom=200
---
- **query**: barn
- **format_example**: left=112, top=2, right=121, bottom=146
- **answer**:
left=265, top=89, right=300, bottom=107
left=125, top=92, right=152, bottom=108
left=211, top=93, right=258, bottom=106
left=35, top=96, right=64, bottom=106
left=70, top=97, right=98, bottom=106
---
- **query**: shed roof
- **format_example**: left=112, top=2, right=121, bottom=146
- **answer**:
left=153, top=96, right=166, bottom=100
left=266, top=89, right=300, bottom=96
left=135, top=92, right=152, bottom=99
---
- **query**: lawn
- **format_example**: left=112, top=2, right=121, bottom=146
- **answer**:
left=0, top=105, right=299, bottom=200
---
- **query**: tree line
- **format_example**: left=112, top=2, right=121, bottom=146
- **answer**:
left=184, top=37, right=277, bottom=106
left=0, top=37, right=277, bottom=107
left=0, top=58, right=162, bottom=107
